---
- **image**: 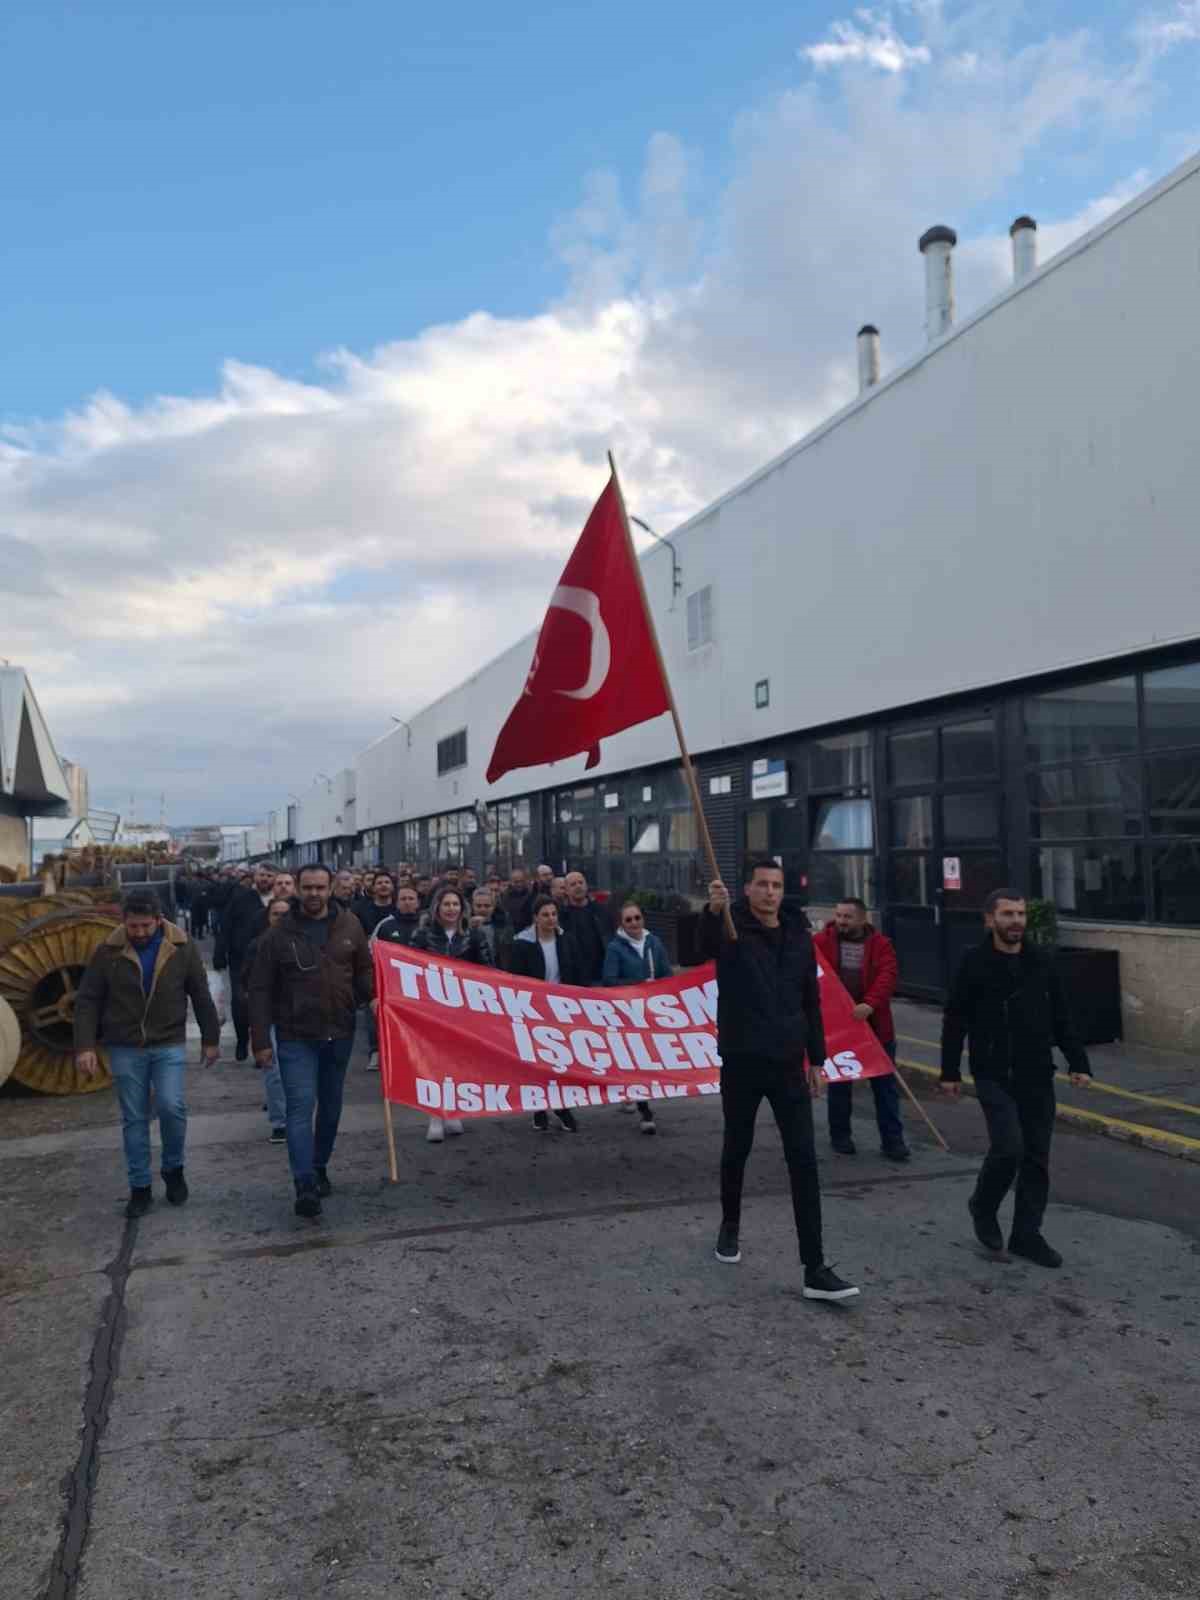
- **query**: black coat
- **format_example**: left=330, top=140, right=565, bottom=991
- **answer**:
left=941, top=938, right=1090, bottom=1085
left=500, top=886, right=534, bottom=933
left=558, top=899, right=612, bottom=984
left=699, top=904, right=826, bottom=1066
left=408, top=923, right=494, bottom=966
left=354, top=899, right=397, bottom=937
left=509, top=932, right=583, bottom=985
left=214, top=885, right=269, bottom=971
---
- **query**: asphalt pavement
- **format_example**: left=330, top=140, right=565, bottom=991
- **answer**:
left=2, top=1011, right=1198, bottom=1600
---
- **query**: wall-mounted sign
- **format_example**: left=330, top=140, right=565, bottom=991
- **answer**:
left=942, top=856, right=962, bottom=891
left=751, top=759, right=789, bottom=800
left=604, top=792, right=620, bottom=810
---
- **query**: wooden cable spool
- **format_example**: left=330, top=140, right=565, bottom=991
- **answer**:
left=0, top=912, right=120, bottom=1094
left=0, top=995, right=20, bottom=1088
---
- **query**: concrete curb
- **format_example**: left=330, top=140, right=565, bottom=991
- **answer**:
left=896, top=1056, right=1200, bottom=1166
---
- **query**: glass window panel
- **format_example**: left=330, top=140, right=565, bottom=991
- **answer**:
left=599, top=820, right=626, bottom=854
left=631, top=819, right=661, bottom=854
left=889, top=729, right=937, bottom=786
left=1029, top=761, right=1142, bottom=840
left=890, top=853, right=933, bottom=906
left=807, top=853, right=876, bottom=907
left=813, top=798, right=873, bottom=851
left=1143, top=661, right=1200, bottom=750
left=808, top=730, right=871, bottom=790
left=890, top=797, right=932, bottom=850
left=745, top=810, right=769, bottom=853
left=769, top=800, right=808, bottom=852
left=1032, top=843, right=1145, bottom=921
left=949, top=852, right=1006, bottom=908
left=656, top=767, right=691, bottom=809
left=1152, top=841, right=1200, bottom=924
left=1024, top=677, right=1137, bottom=764
left=1147, top=753, right=1200, bottom=835
left=942, top=717, right=996, bottom=780
left=665, top=811, right=698, bottom=853
left=942, top=792, right=999, bottom=844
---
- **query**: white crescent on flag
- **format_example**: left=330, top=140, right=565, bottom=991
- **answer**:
left=549, top=585, right=611, bottom=700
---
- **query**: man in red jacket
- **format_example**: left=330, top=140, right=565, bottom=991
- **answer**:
left=814, top=898, right=909, bottom=1161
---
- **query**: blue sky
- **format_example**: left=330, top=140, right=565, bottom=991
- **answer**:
left=6, top=0, right=1196, bottom=420
left=2, top=1, right=1198, bottom=819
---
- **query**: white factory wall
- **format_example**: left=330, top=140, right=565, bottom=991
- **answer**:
left=295, top=768, right=356, bottom=844
left=350, top=152, right=1200, bottom=833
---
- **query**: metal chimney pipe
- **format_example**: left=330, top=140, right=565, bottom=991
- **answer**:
left=1010, top=215, right=1038, bottom=281
left=918, top=225, right=957, bottom=343
left=856, top=324, right=880, bottom=393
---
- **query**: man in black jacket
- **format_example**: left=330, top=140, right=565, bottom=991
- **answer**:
left=500, top=865, right=534, bottom=933
left=558, top=870, right=611, bottom=984
left=373, top=884, right=422, bottom=948
left=214, top=862, right=275, bottom=1060
left=701, top=860, right=859, bottom=1302
left=940, top=889, right=1091, bottom=1268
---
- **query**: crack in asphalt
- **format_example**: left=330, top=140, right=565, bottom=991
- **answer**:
left=40, top=1216, right=138, bottom=1600
left=130, top=1164, right=979, bottom=1274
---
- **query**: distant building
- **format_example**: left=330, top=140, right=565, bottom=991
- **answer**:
left=31, top=815, right=97, bottom=868
left=0, top=667, right=72, bottom=875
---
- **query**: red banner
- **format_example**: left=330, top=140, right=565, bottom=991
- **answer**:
left=377, top=946, right=894, bottom=1119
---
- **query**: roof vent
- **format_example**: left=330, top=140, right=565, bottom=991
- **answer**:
left=918, top=225, right=957, bottom=344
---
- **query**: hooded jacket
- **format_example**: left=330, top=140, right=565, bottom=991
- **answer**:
left=812, top=923, right=898, bottom=1045
left=699, top=902, right=826, bottom=1067
left=941, top=937, right=1090, bottom=1086
left=74, top=921, right=220, bottom=1050
left=602, top=930, right=673, bottom=986
left=248, top=906, right=374, bottom=1049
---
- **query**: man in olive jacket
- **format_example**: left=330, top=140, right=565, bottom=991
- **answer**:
left=248, top=863, right=374, bottom=1218
left=75, top=889, right=221, bottom=1218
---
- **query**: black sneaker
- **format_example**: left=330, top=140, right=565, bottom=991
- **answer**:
left=555, top=1110, right=578, bottom=1133
left=532, top=1111, right=550, bottom=1131
left=163, top=1168, right=189, bottom=1206
left=639, top=1114, right=657, bottom=1135
left=269, top=1127, right=287, bottom=1144
left=881, top=1142, right=911, bottom=1162
left=714, top=1224, right=741, bottom=1264
left=802, top=1264, right=860, bottom=1301
left=125, top=1186, right=153, bottom=1219
left=294, top=1182, right=322, bottom=1219
left=831, top=1137, right=857, bottom=1156
left=315, top=1167, right=333, bottom=1198
left=1009, top=1233, right=1062, bottom=1269
left=968, top=1197, right=1005, bottom=1253
left=235, top=1044, right=249, bottom=1063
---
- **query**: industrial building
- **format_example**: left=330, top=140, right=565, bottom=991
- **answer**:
left=278, top=151, right=1200, bottom=1052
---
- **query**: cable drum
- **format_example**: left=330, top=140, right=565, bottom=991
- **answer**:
left=0, top=995, right=20, bottom=1088
left=0, top=913, right=120, bottom=1094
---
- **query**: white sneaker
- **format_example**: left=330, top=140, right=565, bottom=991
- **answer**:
left=445, top=1119, right=464, bottom=1136
left=617, top=1101, right=637, bottom=1114
left=426, top=1118, right=445, bottom=1143
left=367, top=1051, right=380, bottom=1071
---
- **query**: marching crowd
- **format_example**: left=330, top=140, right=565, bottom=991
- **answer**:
left=75, top=855, right=1092, bottom=1304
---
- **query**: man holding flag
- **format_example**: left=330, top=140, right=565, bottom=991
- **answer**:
left=482, top=462, right=858, bottom=1303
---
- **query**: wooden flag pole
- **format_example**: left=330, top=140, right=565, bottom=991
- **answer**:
left=890, top=1059, right=951, bottom=1152
left=608, top=451, right=737, bottom=941
left=382, top=1093, right=399, bottom=1182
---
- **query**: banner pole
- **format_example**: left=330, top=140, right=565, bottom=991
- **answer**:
left=607, top=451, right=737, bottom=941
left=382, top=1094, right=399, bottom=1182
left=890, top=1059, right=950, bottom=1152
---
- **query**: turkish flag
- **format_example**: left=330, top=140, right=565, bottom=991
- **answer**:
left=487, top=475, right=671, bottom=783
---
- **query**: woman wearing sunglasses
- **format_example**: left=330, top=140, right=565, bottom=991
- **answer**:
left=602, top=901, right=674, bottom=1135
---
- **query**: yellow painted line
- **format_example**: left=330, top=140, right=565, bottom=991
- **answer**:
left=896, top=1057, right=1200, bottom=1160
left=896, top=1033, right=1200, bottom=1119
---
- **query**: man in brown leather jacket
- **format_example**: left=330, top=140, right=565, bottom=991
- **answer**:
left=248, top=864, right=374, bottom=1218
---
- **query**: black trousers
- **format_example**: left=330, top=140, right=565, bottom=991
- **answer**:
left=973, top=1077, right=1056, bottom=1241
left=720, top=1055, right=824, bottom=1269
left=228, top=956, right=249, bottom=1053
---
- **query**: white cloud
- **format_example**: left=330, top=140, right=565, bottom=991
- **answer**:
left=803, top=11, right=933, bottom=74
left=1, top=6, right=1187, bottom=821
left=1134, top=1, right=1200, bottom=56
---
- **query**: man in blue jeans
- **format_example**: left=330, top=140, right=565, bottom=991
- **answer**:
left=248, top=864, right=374, bottom=1218
left=75, top=889, right=221, bottom=1218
